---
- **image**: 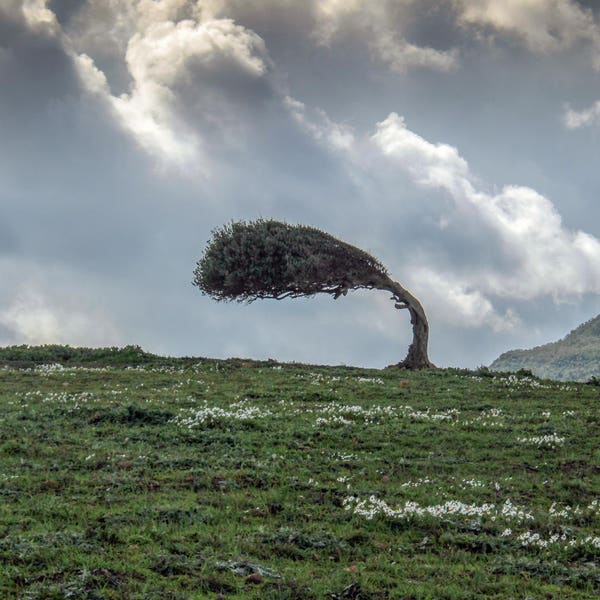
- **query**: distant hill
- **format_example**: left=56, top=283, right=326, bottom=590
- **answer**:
left=491, top=314, right=600, bottom=381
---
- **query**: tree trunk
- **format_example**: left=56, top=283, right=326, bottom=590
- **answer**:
left=378, top=277, right=434, bottom=369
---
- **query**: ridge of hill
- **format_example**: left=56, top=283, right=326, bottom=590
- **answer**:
left=491, top=314, right=600, bottom=381
left=0, top=343, right=357, bottom=371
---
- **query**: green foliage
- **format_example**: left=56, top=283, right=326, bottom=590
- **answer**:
left=193, top=220, right=389, bottom=302
left=491, top=313, right=600, bottom=381
left=0, top=344, right=157, bottom=366
left=0, top=352, right=598, bottom=598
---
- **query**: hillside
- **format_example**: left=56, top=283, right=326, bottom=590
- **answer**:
left=491, top=314, right=600, bottom=381
left=0, top=347, right=599, bottom=598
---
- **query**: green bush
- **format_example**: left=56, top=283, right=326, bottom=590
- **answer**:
left=0, top=344, right=158, bottom=366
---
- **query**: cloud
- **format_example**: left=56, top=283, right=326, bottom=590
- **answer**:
left=46, top=0, right=600, bottom=77
left=372, top=30, right=458, bottom=73
left=371, top=113, right=469, bottom=193
left=21, top=0, right=60, bottom=32
left=17, top=1, right=272, bottom=172
left=460, top=0, right=600, bottom=67
left=313, top=0, right=459, bottom=73
left=563, top=100, right=600, bottom=128
left=370, top=112, right=600, bottom=320
left=59, top=0, right=463, bottom=173
left=284, top=95, right=354, bottom=151
left=22, top=0, right=600, bottom=177
left=408, top=268, right=521, bottom=333
left=84, top=17, right=269, bottom=172
left=0, top=285, right=121, bottom=347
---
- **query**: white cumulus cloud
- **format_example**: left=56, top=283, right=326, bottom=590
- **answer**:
left=20, top=0, right=59, bottom=31
left=81, top=16, right=269, bottom=171
left=285, top=95, right=355, bottom=151
left=370, top=112, right=600, bottom=323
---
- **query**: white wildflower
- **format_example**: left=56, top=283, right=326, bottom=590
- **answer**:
left=517, top=433, right=565, bottom=448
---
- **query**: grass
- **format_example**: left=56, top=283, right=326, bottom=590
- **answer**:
left=0, top=356, right=598, bottom=598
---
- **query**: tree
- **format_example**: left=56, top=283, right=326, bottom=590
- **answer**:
left=193, top=220, right=433, bottom=369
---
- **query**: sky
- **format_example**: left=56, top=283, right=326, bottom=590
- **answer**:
left=3, top=0, right=600, bottom=369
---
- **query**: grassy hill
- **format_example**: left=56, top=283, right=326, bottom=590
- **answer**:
left=0, top=346, right=599, bottom=598
left=491, top=314, right=600, bottom=382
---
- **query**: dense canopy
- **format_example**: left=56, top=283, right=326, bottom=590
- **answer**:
left=193, top=220, right=389, bottom=302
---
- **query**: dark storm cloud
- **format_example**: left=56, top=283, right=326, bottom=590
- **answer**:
left=574, top=1, right=600, bottom=15
left=0, top=7, right=79, bottom=112
left=47, top=0, right=85, bottom=24
left=380, top=0, right=463, bottom=52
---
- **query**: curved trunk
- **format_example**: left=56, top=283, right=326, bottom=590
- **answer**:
left=378, top=277, right=434, bottom=369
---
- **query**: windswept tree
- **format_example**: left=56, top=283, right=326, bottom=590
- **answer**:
left=193, top=220, right=433, bottom=369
